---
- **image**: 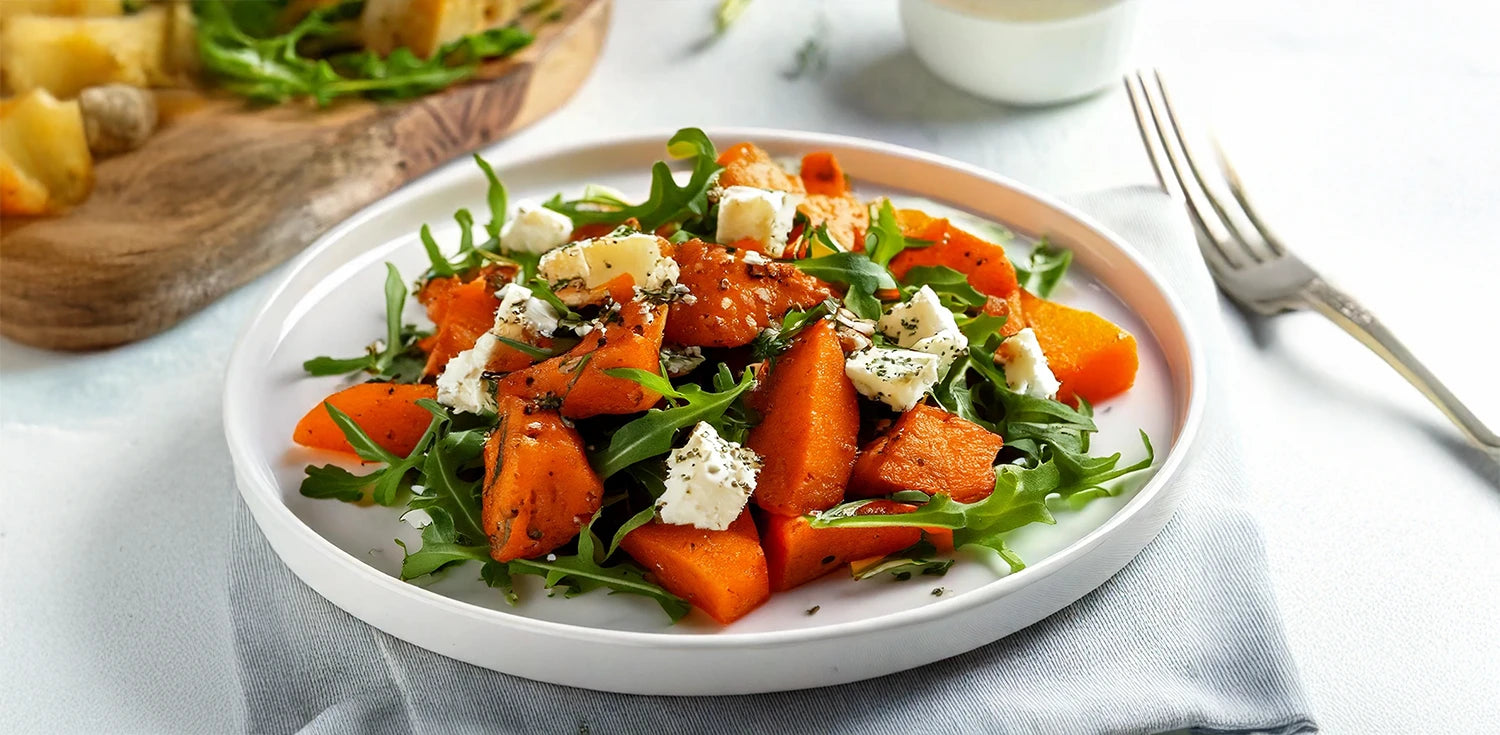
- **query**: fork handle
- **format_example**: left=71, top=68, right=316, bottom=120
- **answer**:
left=1303, top=279, right=1500, bottom=454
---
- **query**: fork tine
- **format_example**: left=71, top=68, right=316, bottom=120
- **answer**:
left=1126, top=70, right=1247, bottom=271
left=1150, top=70, right=1271, bottom=265
left=1123, top=74, right=1172, bottom=196
left=1213, top=137, right=1288, bottom=257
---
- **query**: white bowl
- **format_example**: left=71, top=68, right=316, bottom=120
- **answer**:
left=224, top=128, right=1204, bottom=694
left=900, top=0, right=1145, bottom=106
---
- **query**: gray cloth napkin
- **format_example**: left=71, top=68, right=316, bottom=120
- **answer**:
left=230, top=186, right=1317, bottom=735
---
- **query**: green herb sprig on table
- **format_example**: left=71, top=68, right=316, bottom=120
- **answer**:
left=193, top=0, right=534, bottom=106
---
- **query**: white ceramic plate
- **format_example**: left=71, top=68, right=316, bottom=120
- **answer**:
left=224, top=129, right=1205, bottom=695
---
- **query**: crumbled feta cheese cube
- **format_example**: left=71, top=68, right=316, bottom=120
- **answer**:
left=716, top=186, right=802, bottom=257
left=499, top=204, right=574, bottom=254
left=996, top=327, right=1061, bottom=399
left=492, top=282, right=561, bottom=341
left=877, top=285, right=968, bottom=372
left=537, top=232, right=678, bottom=293
left=741, top=250, right=772, bottom=266
left=844, top=346, right=942, bottom=412
left=436, top=332, right=499, bottom=414
left=660, top=345, right=705, bottom=377
left=656, top=422, right=762, bottom=531
left=878, top=285, right=959, bottom=344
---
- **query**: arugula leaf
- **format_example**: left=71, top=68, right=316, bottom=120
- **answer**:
left=591, top=365, right=757, bottom=479
left=864, top=199, right=928, bottom=267
left=302, top=264, right=427, bottom=381
left=1013, top=238, right=1073, bottom=298
left=473, top=153, right=509, bottom=241
left=900, top=265, right=987, bottom=309
left=544, top=128, right=721, bottom=231
left=509, top=512, right=690, bottom=621
left=494, top=335, right=558, bottom=360
left=194, top=1, right=534, bottom=106
left=748, top=299, right=837, bottom=362
left=851, top=539, right=954, bottom=581
left=299, top=464, right=373, bottom=502
left=298, top=398, right=447, bottom=507
left=793, top=251, right=897, bottom=320
left=397, top=510, right=491, bottom=580
left=809, top=433, right=1154, bottom=573
left=956, top=313, right=1008, bottom=344
left=411, top=425, right=488, bottom=544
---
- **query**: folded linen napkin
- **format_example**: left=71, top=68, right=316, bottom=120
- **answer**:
left=230, top=186, right=1317, bottom=735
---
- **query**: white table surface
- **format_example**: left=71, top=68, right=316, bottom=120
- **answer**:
left=3, top=1, right=1497, bottom=732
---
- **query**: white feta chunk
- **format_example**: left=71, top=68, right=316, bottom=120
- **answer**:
left=844, top=346, right=942, bottom=412
left=911, top=329, right=968, bottom=374
left=996, top=327, right=1061, bottom=400
left=492, top=282, right=560, bottom=340
left=879, top=285, right=960, bottom=345
left=716, top=186, right=801, bottom=257
left=878, top=285, right=968, bottom=372
left=499, top=204, right=574, bottom=254
left=656, top=422, right=762, bottom=531
left=537, top=232, right=678, bottom=293
left=436, top=332, right=499, bottom=414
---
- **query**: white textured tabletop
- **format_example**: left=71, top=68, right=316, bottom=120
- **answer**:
left=2, top=1, right=1497, bottom=732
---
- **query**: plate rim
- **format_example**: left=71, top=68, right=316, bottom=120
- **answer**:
left=224, top=126, right=1207, bottom=649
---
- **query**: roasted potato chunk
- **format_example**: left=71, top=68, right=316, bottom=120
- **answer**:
left=0, top=0, right=123, bottom=22
left=0, top=89, right=93, bottom=215
left=0, top=7, right=173, bottom=98
left=361, top=0, right=520, bottom=59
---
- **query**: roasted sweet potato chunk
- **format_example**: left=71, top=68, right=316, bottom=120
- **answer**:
left=799, top=193, right=869, bottom=254
left=759, top=500, right=949, bottom=591
left=497, top=277, right=668, bottom=418
left=665, top=239, right=831, bottom=348
left=891, top=209, right=1020, bottom=298
left=293, top=382, right=437, bottom=458
left=717, top=142, right=805, bottom=193
left=620, top=513, right=770, bottom=624
left=983, top=291, right=1028, bottom=338
left=482, top=394, right=604, bottom=562
left=1018, top=290, right=1138, bottom=404
left=747, top=320, right=859, bottom=516
left=850, top=404, right=1004, bottom=503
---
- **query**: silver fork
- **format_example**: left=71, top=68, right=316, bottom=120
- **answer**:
left=1125, top=69, right=1500, bottom=455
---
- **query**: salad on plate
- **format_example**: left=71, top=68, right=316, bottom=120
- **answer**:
left=290, top=128, right=1153, bottom=625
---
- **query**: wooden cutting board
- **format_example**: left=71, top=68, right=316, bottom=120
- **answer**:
left=0, top=0, right=609, bottom=351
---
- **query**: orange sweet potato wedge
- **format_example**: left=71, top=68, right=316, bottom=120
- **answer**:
left=799, top=152, right=849, bottom=197
left=717, top=142, right=805, bottom=193
left=747, top=320, right=860, bottom=516
left=665, top=239, right=831, bottom=348
left=850, top=404, right=1005, bottom=503
left=890, top=209, right=1020, bottom=298
left=422, top=273, right=543, bottom=378
left=293, top=382, right=437, bottom=458
left=800, top=193, right=869, bottom=255
left=482, top=394, right=605, bottom=562
left=497, top=276, right=668, bottom=418
left=760, top=500, right=956, bottom=591
left=1018, top=290, right=1138, bottom=404
left=620, top=513, right=771, bottom=624
left=983, top=291, right=1028, bottom=338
